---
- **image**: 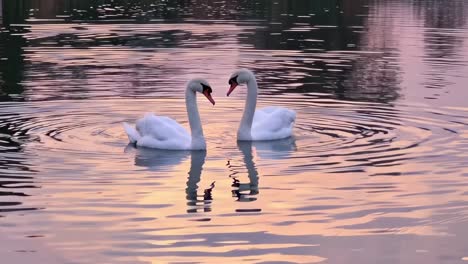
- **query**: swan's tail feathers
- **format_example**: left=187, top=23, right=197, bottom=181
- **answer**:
left=123, top=122, right=141, bottom=144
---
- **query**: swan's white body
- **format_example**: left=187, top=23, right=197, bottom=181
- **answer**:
left=123, top=115, right=193, bottom=150
left=228, top=69, right=296, bottom=141
left=250, top=106, right=296, bottom=141
left=123, top=79, right=214, bottom=150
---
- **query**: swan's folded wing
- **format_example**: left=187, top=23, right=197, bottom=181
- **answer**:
left=156, top=116, right=189, bottom=138
left=254, top=107, right=296, bottom=129
left=136, top=114, right=190, bottom=142
left=252, top=107, right=296, bottom=140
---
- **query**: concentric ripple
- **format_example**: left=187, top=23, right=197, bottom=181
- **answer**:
left=1, top=96, right=466, bottom=220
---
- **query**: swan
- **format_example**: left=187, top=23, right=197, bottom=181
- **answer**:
left=227, top=69, right=296, bottom=141
left=123, top=79, right=215, bottom=150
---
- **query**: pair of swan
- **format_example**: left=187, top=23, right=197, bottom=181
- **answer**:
left=123, top=69, right=296, bottom=150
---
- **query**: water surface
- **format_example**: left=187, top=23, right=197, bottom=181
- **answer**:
left=1, top=0, right=468, bottom=263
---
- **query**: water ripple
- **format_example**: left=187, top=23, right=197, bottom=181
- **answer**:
left=1, top=0, right=468, bottom=263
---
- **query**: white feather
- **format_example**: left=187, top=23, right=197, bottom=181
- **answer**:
left=251, top=107, right=296, bottom=140
left=129, top=113, right=191, bottom=150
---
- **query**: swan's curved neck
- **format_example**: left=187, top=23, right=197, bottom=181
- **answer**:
left=186, top=89, right=206, bottom=149
left=238, top=77, right=258, bottom=140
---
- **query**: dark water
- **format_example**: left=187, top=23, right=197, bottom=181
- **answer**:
left=1, top=0, right=468, bottom=263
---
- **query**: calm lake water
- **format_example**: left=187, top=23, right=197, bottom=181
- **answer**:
left=1, top=0, right=468, bottom=263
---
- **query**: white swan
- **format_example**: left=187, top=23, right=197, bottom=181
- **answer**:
left=227, top=69, right=296, bottom=141
left=123, top=79, right=215, bottom=150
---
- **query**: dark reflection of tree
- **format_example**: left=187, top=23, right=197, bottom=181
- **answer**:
left=3, top=0, right=406, bottom=103
left=0, top=32, right=27, bottom=101
left=1, top=1, right=32, bottom=102
left=0, top=3, right=36, bottom=100
left=1, top=3, right=39, bottom=214
left=186, top=0, right=265, bottom=20
left=337, top=0, right=403, bottom=103
left=23, top=0, right=267, bottom=21
left=0, top=115, right=39, bottom=214
left=414, top=0, right=467, bottom=93
left=254, top=0, right=362, bottom=51
left=414, top=0, right=467, bottom=29
left=4, top=0, right=217, bottom=101
left=2, top=0, right=31, bottom=26
left=333, top=56, right=400, bottom=103
left=332, top=0, right=401, bottom=103
left=239, top=0, right=403, bottom=104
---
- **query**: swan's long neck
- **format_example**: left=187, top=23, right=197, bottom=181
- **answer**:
left=186, top=89, right=206, bottom=149
left=238, top=77, right=258, bottom=140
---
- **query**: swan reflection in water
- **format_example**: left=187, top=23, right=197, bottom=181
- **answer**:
left=127, top=145, right=213, bottom=213
left=128, top=144, right=190, bottom=171
left=229, top=137, right=297, bottom=203
left=185, top=150, right=215, bottom=213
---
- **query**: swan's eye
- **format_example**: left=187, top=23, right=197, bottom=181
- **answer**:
left=201, top=83, right=212, bottom=94
left=228, top=75, right=238, bottom=85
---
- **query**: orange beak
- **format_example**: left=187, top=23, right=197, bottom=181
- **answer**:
left=203, top=90, right=215, bottom=105
left=227, top=83, right=238, bottom=97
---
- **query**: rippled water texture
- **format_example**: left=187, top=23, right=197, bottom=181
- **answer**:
left=1, top=0, right=468, bottom=263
